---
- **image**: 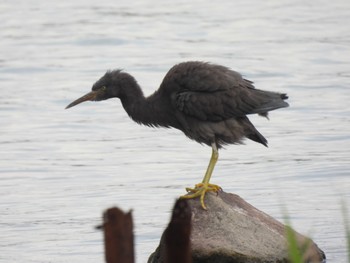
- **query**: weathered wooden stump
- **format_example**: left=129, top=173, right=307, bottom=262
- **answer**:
left=102, top=200, right=193, bottom=263
left=102, top=207, right=134, bottom=263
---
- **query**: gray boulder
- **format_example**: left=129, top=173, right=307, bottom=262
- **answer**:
left=149, top=190, right=325, bottom=263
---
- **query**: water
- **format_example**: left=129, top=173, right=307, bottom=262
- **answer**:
left=1, top=0, right=349, bottom=262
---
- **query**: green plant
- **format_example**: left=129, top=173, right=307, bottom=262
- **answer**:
left=283, top=208, right=311, bottom=263
left=285, top=201, right=350, bottom=263
left=285, top=224, right=304, bottom=263
left=342, top=200, right=350, bottom=263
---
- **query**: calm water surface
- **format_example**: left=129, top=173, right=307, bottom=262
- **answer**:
left=1, top=0, right=349, bottom=262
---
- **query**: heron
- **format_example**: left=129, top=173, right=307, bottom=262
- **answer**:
left=66, top=61, right=289, bottom=209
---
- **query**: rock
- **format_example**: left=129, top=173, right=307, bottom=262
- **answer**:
left=148, top=190, right=325, bottom=263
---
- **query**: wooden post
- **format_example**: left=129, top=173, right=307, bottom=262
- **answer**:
left=164, top=199, right=192, bottom=263
left=102, top=207, right=134, bottom=263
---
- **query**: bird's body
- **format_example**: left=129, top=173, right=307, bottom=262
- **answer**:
left=66, top=61, right=288, bottom=209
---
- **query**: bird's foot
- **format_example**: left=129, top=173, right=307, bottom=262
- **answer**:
left=180, top=183, right=221, bottom=210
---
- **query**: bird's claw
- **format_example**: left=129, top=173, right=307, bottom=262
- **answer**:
left=181, top=183, right=221, bottom=210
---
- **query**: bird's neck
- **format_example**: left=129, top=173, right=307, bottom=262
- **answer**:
left=120, top=84, right=171, bottom=128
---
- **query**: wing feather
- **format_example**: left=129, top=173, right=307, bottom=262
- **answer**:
left=168, top=62, right=288, bottom=121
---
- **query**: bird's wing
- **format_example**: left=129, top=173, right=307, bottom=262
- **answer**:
left=171, top=63, right=287, bottom=121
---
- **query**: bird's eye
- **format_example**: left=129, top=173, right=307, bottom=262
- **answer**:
left=101, top=86, right=106, bottom=91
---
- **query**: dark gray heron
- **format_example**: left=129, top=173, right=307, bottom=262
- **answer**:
left=66, top=61, right=289, bottom=209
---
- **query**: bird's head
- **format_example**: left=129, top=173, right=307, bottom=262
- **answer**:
left=65, top=70, right=128, bottom=109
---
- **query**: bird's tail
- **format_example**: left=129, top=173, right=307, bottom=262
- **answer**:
left=252, top=90, right=289, bottom=118
left=247, top=128, right=268, bottom=147
left=242, top=117, right=268, bottom=147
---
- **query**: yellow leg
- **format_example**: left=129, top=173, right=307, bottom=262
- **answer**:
left=180, top=143, right=221, bottom=209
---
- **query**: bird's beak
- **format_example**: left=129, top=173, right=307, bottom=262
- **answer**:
left=65, top=90, right=100, bottom=109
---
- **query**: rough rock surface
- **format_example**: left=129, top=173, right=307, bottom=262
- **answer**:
left=149, top=190, right=325, bottom=263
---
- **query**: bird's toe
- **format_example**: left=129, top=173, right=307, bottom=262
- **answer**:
left=180, top=183, right=222, bottom=210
